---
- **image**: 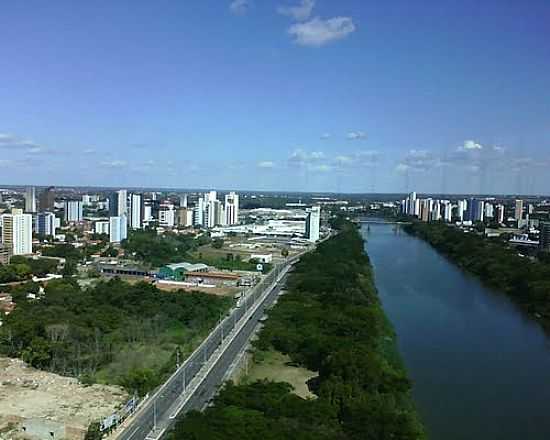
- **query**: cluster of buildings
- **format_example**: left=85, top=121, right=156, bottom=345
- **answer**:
left=401, top=191, right=550, bottom=252
left=0, top=187, right=243, bottom=260
left=400, top=192, right=509, bottom=224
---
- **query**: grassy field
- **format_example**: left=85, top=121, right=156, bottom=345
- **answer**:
left=242, top=350, right=317, bottom=399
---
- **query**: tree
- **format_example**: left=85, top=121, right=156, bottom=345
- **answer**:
left=212, top=238, right=224, bottom=249
left=281, top=248, right=289, bottom=259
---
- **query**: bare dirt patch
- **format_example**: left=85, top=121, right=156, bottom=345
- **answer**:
left=0, top=357, right=127, bottom=439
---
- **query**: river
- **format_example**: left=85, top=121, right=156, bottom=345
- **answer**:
left=363, top=222, right=550, bottom=440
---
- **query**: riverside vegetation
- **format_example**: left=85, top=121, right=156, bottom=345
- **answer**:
left=405, top=221, right=550, bottom=327
left=171, top=219, right=425, bottom=440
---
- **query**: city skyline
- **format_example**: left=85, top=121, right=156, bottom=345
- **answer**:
left=1, top=0, right=549, bottom=193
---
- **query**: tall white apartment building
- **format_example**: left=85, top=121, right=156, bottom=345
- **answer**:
left=109, top=215, right=128, bottom=243
left=206, top=199, right=222, bottom=228
left=159, top=203, right=175, bottom=227
left=457, top=199, right=468, bottom=221
left=443, top=202, right=452, bottom=223
left=305, top=206, right=321, bottom=242
left=129, top=193, right=143, bottom=229
left=109, top=190, right=128, bottom=217
left=64, top=200, right=83, bottom=222
left=224, top=192, right=240, bottom=225
left=2, top=213, right=32, bottom=255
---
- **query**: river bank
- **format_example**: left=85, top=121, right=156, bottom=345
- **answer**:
left=365, top=223, right=550, bottom=439
left=171, top=220, right=425, bottom=440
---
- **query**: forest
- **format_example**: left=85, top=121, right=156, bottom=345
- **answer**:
left=0, top=278, right=230, bottom=395
left=171, top=219, right=425, bottom=440
left=405, top=221, right=550, bottom=327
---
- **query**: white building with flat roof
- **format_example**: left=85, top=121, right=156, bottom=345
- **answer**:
left=305, top=206, right=320, bottom=242
left=2, top=213, right=32, bottom=255
left=109, top=215, right=128, bottom=243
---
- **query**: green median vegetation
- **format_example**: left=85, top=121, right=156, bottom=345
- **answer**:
left=0, top=278, right=231, bottom=395
left=171, top=219, right=425, bottom=440
left=405, top=221, right=550, bottom=327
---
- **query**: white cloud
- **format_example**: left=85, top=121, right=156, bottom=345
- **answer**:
left=461, top=140, right=483, bottom=151
left=230, top=0, right=251, bottom=15
left=278, top=0, right=315, bottom=21
left=258, top=161, right=275, bottom=169
left=288, top=148, right=325, bottom=165
left=100, top=160, right=128, bottom=169
left=288, top=17, right=355, bottom=47
left=395, top=163, right=410, bottom=174
left=83, top=148, right=96, bottom=154
left=0, top=159, right=14, bottom=167
left=347, top=131, right=367, bottom=140
left=320, top=133, right=331, bottom=140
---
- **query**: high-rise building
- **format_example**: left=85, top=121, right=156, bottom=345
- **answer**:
left=514, top=199, right=524, bottom=222
left=420, top=199, right=432, bottom=222
left=25, top=187, right=37, bottom=213
left=109, top=215, right=128, bottom=243
left=176, top=208, right=193, bottom=227
left=95, top=221, right=110, bottom=235
left=180, top=194, right=188, bottom=208
left=457, top=199, right=467, bottom=222
left=39, top=186, right=56, bottom=211
left=224, top=192, right=240, bottom=225
left=496, top=204, right=505, bottom=224
left=443, top=202, right=452, bottom=223
left=159, top=203, right=175, bottom=227
left=0, top=244, right=12, bottom=265
left=129, top=193, right=143, bottom=229
left=206, top=199, right=222, bottom=228
left=109, top=190, right=128, bottom=217
left=1, top=213, right=32, bottom=255
left=540, top=222, right=550, bottom=252
left=36, top=212, right=56, bottom=236
left=82, top=195, right=92, bottom=206
left=305, top=206, right=321, bottom=242
left=431, top=200, right=441, bottom=221
left=484, top=203, right=494, bottom=219
left=64, top=200, right=83, bottom=223
left=194, top=197, right=206, bottom=226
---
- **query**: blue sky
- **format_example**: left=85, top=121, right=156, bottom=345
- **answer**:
left=1, top=0, right=549, bottom=194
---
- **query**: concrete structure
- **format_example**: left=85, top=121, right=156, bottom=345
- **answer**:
left=64, top=200, right=83, bottom=223
left=25, top=187, right=36, bottom=213
left=158, top=262, right=208, bottom=281
left=36, top=212, right=56, bottom=236
left=305, top=206, right=320, bottom=242
left=206, top=199, right=222, bottom=228
left=540, top=221, right=550, bottom=252
left=95, top=221, right=110, bottom=235
left=109, top=215, right=128, bottom=243
left=159, top=203, right=175, bottom=227
left=129, top=193, right=143, bottom=229
left=39, top=187, right=56, bottom=211
left=176, top=208, right=193, bottom=227
left=97, top=262, right=150, bottom=278
left=109, top=190, right=128, bottom=217
left=224, top=192, right=239, bottom=225
left=0, top=243, right=12, bottom=264
left=1, top=213, right=32, bottom=255
left=251, top=254, right=273, bottom=263
left=515, top=199, right=524, bottom=222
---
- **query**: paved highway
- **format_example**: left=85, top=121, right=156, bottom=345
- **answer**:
left=116, top=262, right=293, bottom=440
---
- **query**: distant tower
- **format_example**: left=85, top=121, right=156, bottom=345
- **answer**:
left=305, top=206, right=320, bottom=242
left=25, top=187, right=37, bottom=213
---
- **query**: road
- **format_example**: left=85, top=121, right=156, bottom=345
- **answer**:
left=116, top=262, right=294, bottom=440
